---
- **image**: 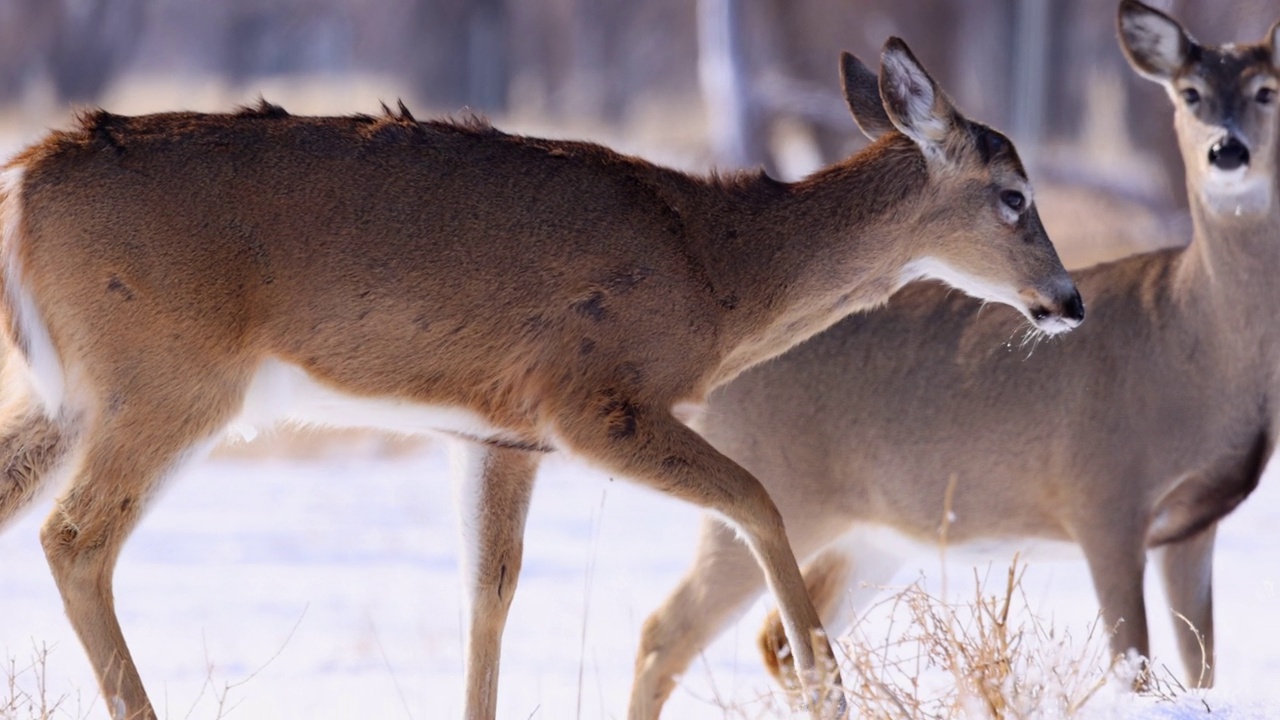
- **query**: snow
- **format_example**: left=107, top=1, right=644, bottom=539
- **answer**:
left=2, top=439, right=1280, bottom=719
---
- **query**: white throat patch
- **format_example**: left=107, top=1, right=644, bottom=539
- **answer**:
left=898, top=256, right=1025, bottom=315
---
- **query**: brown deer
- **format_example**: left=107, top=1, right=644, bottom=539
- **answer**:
left=0, top=37, right=1080, bottom=720
left=635, top=0, right=1280, bottom=699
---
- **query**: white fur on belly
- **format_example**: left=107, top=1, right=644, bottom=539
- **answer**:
left=1, top=167, right=66, bottom=415
left=848, top=522, right=1084, bottom=567
left=228, top=357, right=512, bottom=443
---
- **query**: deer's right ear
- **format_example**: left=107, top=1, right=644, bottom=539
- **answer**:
left=841, top=52, right=893, bottom=140
left=1268, top=17, right=1280, bottom=70
left=1118, top=0, right=1195, bottom=82
left=877, top=37, right=956, bottom=153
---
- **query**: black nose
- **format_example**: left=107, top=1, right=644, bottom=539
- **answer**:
left=1062, top=289, right=1085, bottom=323
left=1209, top=136, right=1250, bottom=171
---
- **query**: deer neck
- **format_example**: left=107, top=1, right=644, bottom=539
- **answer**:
left=1177, top=182, right=1280, bottom=355
left=684, top=135, right=929, bottom=386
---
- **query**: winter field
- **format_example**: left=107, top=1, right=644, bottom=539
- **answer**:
left=2, top=435, right=1280, bottom=720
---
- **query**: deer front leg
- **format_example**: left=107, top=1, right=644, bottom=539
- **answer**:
left=760, top=533, right=901, bottom=693
left=630, top=518, right=772, bottom=717
left=1080, top=530, right=1150, bottom=685
left=761, top=546, right=852, bottom=694
left=632, top=508, right=848, bottom=716
left=1156, top=524, right=1216, bottom=688
left=450, top=442, right=540, bottom=720
left=553, top=399, right=843, bottom=720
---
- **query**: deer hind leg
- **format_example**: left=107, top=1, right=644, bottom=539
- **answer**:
left=0, top=398, right=76, bottom=532
left=1156, top=524, right=1216, bottom=688
left=449, top=441, right=540, bottom=720
left=552, top=402, right=842, bottom=720
left=40, top=372, right=246, bottom=720
left=760, top=528, right=902, bottom=691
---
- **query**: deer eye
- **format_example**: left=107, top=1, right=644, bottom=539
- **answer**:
left=1000, top=190, right=1026, bottom=213
left=1257, top=87, right=1277, bottom=105
left=1181, top=88, right=1201, bottom=105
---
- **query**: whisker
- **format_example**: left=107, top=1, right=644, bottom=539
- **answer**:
left=1019, top=325, right=1048, bottom=359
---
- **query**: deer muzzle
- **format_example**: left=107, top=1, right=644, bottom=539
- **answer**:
left=1026, top=283, right=1084, bottom=335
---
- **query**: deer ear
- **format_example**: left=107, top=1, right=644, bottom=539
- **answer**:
left=1268, top=17, right=1280, bottom=70
left=877, top=37, right=956, bottom=152
left=840, top=52, right=893, bottom=140
left=1118, top=0, right=1196, bottom=82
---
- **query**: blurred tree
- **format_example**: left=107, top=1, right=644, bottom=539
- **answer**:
left=466, top=0, right=509, bottom=111
left=699, top=0, right=771, bottom=170
left=0, top=0, right=58, bottom=104
left=0, top=0, right=146, bottom=105
left=225, top=2, right=353, bottom=83
left=405, top=0, right=510, bottom=113
left=51, top=0, right=148, bottom=102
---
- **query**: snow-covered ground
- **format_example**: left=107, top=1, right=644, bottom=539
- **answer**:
left=3, top=437, right=1280, bottom=719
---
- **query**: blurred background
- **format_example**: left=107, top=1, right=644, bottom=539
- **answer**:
left=2, top=0, right=1277, bottom=272
left=4, top=4, right=1280, bottom=717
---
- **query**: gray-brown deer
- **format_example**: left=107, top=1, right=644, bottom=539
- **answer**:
left=0, top=38, right=1080, bottom=720
left=636, top=0, right=1280, bottom=698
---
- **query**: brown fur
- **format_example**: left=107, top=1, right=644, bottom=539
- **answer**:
left=640, top=2, right=1280, bottom=696
left=0, top=39, right=1077, bottom=720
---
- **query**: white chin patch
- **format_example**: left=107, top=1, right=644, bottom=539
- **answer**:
left=1205, top=166, right=1249, bottom=186
left=1033, top=314, right=1079, bottom=336
left=898, top=256, right=1024, bottom=312
left=1200, top=169, right=1272, bottom=216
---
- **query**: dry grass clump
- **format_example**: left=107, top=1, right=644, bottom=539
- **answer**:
left=830, top=556, right=1115, bottom=719
left=1, top=639, right=270, bottom=720
left=1, top=644, right=83, bottom=720
left=734, top=553, right=1201, bottom=720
